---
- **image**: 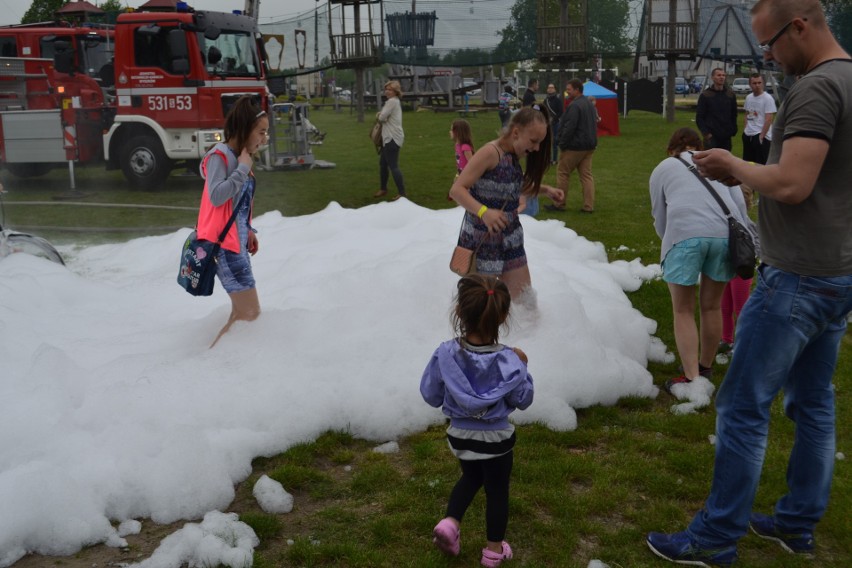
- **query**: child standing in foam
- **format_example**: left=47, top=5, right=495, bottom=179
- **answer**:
left=420, top=274, right=534, bottom=567
left=448, top=119, right=475, bottom=201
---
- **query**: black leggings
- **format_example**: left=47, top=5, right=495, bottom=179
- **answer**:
left=379, top=140, right=406, bottom=195
left=446, top=451, right=513, bottom=542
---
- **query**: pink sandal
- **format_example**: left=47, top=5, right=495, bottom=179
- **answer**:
left=481, top=541, right=513, bottom=567
left=432, top=518, right=460, bottom=556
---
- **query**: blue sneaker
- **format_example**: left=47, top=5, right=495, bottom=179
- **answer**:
left=647, top=531, right=738, bottom=566
left=749, top=513, right=815, bottom=556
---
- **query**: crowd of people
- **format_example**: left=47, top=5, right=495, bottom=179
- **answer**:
left=190, top=1, right=850, bottom=565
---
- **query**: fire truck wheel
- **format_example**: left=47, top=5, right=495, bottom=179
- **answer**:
left=121, top=135, right=172, bottom=190
left=5, top=163, right=52, bottom=178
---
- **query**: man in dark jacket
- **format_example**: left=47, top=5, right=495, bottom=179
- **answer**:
left=543, top=83, right=563, bottom=164
left=552, top=79, right=597, bottom=213
left=696, top=67, right=738, bottom=150
left=522, top=78, right=538, bottom=107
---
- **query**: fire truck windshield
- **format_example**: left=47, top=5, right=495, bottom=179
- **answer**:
left=40, top=34, right=113, bottom=81
left=199, top=31, right=260, bottom=78
left=80, top=36, right=113, bottom=80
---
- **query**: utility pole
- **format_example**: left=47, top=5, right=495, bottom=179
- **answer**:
left=315, top=1, right=319, bottom=67
left=354, top=2, right=365, bottom=122
left=315, top=0, right=320, bottom=97
left=244, top=0, right=260, bottom=19
left=411, top=0, right=418, bottom=105
left=666, top=0, right=676, bottom=122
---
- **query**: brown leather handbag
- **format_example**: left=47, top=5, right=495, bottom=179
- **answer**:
left=369, top=121, right=383, bottom=153
left=449, top=244, right=479, bottom=276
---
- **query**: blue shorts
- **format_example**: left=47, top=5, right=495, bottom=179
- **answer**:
left=216, top=249, right=256, bottom=293
left=662, top=237, right=733, bottom=286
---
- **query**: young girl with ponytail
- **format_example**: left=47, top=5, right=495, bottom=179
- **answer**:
left=420, top=274, right=534, bottom=567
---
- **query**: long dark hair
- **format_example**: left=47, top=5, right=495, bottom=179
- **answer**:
left=452, top=275, right=511, bottom=345
left=224, top=95, right=265, bottom=154
left=504, top=107, right=551, bottom=196
left=451, top=119, right=474, bottom=150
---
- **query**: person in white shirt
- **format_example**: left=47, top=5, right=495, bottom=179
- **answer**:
left=373, top=80, right=406, bottom=201
left=742, top=73, right=777, bottom=164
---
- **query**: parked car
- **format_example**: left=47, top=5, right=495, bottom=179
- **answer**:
left=763, top=73, right=781, bottom=94
left=689, top=76, right=706, bottom=93
left=732, top=77, right=751, bottom=95
left=674, top=77, right=689, bottom=95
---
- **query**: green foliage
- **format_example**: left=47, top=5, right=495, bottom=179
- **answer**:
left=239, top=512, right=283, bottom=543
left=496, top=0, right=538, bottom=61
left=268, top=464, right=333, bottom=497
left=21, top=0, right=64, bottom=24
left=349, top=457, right=403, bottom=494
left=589, top=0, right=633, bottom=55
left=100, top=0, right=124, bottom=14
left=438, top=47, right=500, bottom=66
left=497, top=0, right=633, bottom=61
left=823, top=0, right=852, bottom=53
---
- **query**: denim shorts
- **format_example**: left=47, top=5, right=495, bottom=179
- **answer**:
left=662, top=237, right=733, bottom=285
left=216, top=249, right=256, bottom=293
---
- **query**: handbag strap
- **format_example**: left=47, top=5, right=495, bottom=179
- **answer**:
left=201, top=149, right=253, bottom=245
left=215, top=188, right=251, bottom=245
left=674, top=154, right=734, bottom=219
left=469, top=195, right=512, bottom=253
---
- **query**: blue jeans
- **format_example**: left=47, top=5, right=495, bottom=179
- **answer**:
left=688, top=264, right=852, bottom=547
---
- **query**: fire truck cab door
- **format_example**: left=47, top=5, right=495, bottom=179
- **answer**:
left=118, top=24, right=199, bottom=128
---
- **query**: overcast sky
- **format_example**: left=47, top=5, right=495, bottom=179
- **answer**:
left=0, top=0, right=321, bottom=26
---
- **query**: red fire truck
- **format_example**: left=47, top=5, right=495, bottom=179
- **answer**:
left=0, top=21, right=114, bottom=80
left=0, top=5, right=271, bottom=189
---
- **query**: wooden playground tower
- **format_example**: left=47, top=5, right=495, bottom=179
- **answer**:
left=384, top=2, right=439, bottom=108
left=327, top=0, right=384, bottom=122
left=536, top=0, right=588, bottom=62
left=644, top=0, right=699, bottom=121
left=536, top=0, right=588, bottom=96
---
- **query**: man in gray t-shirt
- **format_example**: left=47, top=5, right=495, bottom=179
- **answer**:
left=647, top=1, right=852, bottom=565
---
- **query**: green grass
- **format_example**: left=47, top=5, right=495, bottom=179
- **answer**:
left=2, top=107, right=850, bottom=567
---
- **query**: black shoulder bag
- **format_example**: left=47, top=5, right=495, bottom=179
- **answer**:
left=675, top=155, right=756, bottom=279
left=177, top=190, right=251, bottom=296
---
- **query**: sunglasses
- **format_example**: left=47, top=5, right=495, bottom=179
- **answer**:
left=758, top=18, right=806, bottom=53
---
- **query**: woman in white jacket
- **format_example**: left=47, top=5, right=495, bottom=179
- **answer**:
left=649, top=127, right=755, bottom=394
left=373, top=80, right=406, bottom=201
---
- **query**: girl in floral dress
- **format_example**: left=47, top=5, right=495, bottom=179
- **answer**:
left=449, top=107, right=560, bottom=300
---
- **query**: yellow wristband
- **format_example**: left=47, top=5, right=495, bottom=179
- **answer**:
left=477, top=205, right=488, bottom=218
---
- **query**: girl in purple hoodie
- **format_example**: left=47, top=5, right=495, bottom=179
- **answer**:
left=420, top=274, right=534, bottom=567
